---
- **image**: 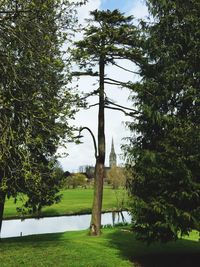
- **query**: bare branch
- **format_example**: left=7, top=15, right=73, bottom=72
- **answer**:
left=105, top=78, right=154, bottom=96
left=79, top=127, right=98, bottom=159
left=112, top=62, right=140, bottom=75
left=104, top=81, right=122, bottom=86
left=79, top=88, right=99, bottom=101
left=106, top=99, right=140, bottom=113
left=87, top=103, right=99, bottom=109
left=72, top=71, right=99, bottom=77
left=104, top=77, right=127, bottom=85
left=105, top=105, right=139, bottom=118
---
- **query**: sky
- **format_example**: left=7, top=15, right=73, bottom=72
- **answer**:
left=58, top=0, right=149, bottom=172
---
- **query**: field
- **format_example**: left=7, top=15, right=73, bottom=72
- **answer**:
left=4, top=187, right=128, bottom=219
left=0, top=228, right=199, bottom=267
left=2, top=188, right=200, bottom=267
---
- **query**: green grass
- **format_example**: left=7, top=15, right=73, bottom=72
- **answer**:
left=0, top=228, right=199, bottom=267
left=4, top=187, right=128, bottom=219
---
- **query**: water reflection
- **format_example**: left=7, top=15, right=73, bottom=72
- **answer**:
left=1, top=211, right=131, bottom=238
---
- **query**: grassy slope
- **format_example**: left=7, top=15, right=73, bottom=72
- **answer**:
left=0, top=228, right=199, bottom=267
left=4, top=188, right=127, bottom=219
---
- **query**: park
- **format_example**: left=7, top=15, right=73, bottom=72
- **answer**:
left=0, top=0, right=199, bottom=266
left=1, top=187, right=200, bottom=266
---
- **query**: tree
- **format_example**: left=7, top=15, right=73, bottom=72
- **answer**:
left=0, top=0, right=78, bottom=232
left=21, top=161, right=66, bottom=216
left=64, top=173, right=87, bottom=189
left=53, top=162, right=65, bottom=185
left=73, top=9, right=139, bottom=235
left=125, top=0, right=200, bottom=243
left=107, top=166, right=128, bottom=212
left=107, top=166, right=126, bottom=189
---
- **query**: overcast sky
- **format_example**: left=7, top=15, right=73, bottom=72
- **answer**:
left=58, top=0, right=148, bottom=172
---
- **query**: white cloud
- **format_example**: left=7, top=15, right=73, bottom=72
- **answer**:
left=76, top=0, right=101, bottom=25
left=129, top=0, right=149, bottom=21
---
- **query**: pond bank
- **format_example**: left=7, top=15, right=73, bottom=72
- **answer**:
left=4, top=188, right=129, bottom=219
left=3, top=208, right=129, bottom=220
left=1, top=211, right=131, bottom=238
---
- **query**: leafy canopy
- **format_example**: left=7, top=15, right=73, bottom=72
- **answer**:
left=125, top=0, right=200, bottom=243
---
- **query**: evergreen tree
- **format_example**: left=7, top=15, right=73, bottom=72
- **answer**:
left=0, top=0, right=77, bottom=232
left=125, top=0, right=200, bottom=242
left=73, top=9, right=139, bottom=235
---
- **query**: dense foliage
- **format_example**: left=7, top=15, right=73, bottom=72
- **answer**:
left=125, top=0, right=200, bottom=242
left=0, top=0, right=77, bottom=225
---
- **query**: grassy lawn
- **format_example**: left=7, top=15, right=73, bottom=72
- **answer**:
left=4, top=187, right=128, bottom=219
left=0, top=228, right=199, bottom=267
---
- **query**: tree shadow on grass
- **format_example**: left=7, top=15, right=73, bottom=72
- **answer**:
left=106, top=229, right=200, bottom=267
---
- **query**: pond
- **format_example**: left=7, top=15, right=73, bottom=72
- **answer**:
left=1, top=211, right=131, bottom=238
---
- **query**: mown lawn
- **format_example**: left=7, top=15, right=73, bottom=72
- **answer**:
left=4, top=187, right=128, bottom=219
left=0, top=228, right=199, bottom=267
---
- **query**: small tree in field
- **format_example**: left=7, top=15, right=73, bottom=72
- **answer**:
left=107, top=166, right=128, bottom=211
left=107, top=166, right=126, bottom=189
left=65, top=173, right=87, bottom=189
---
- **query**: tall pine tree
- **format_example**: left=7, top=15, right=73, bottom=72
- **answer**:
left=73, top=9, right=139, bottom=235
left=125, top=0, right=200, bottom=242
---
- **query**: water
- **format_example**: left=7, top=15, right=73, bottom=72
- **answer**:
left=1, top=211, right=131, bottom=238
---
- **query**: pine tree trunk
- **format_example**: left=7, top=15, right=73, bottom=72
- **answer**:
left=90, top=56, right=105, bottom=236
left=0, top=192, right=6, bottom=235
left=90, top=160, right=104, bottom=235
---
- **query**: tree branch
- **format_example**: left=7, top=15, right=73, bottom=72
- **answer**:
left=105, top=98, right=140, bottom=113
left=104, top=77, right=127, bottom=85
left=105, top=105, right=139, bottom=118
left=112, top=62, right=140, bottom=75
left=79, top=89, right=100, bottom=101
left=72, top=71, right=99, bottom=77
left=104, top=81, right=122, bottom=86
left=79, top=127, right=98, bottom=159
left=87, top=103, right=99, bottom=109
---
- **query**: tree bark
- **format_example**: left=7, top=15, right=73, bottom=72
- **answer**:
left=90, top=56, right=105, bottom=236
left=0, top=192, right=6, bottom=235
